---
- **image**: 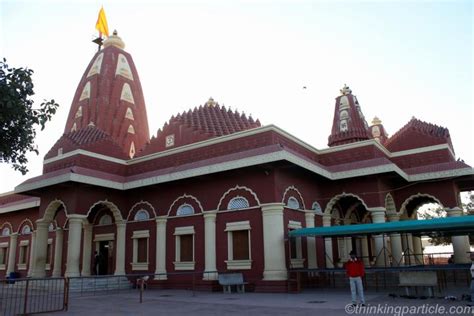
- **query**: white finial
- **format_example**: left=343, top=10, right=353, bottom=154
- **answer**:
left=103, top=30, right=125, bottom=49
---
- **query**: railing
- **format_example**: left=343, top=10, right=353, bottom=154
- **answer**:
left=0, top=277, right=67, bottom=316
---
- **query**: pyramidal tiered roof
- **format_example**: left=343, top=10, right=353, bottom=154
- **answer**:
left=140, top=98, right=261, bottom=155
left=385, top=117, right=453, bottom=152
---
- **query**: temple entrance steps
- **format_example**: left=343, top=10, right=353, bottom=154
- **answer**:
left=68, top=276, right=132, bottom=294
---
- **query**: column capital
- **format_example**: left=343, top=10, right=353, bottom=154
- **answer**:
left=35, top=220, right=50, bottom=228
left=304, top=210, right=315, bottom=219
left=369, top=208, right=386, bottom=223
left=261, top=202, right=284, bottom=215
left=155, top=216, right=168, bottom=224
left=9, top=232, right=18, bottom=238
left=322, top=214, right=332, bottom=226
left=446, top=207, right=463, bottom=217
left=387, top=213, right=400, bottom=222
left=203, top=211, right=218, bottom=219
left=115, top=220, right=127, bottom=228
left=67, top=214, right=88, bottom=223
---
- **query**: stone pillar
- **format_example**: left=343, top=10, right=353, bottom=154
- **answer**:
left=412, top=236, right=423, bottom=264
left=155, top=217, right=167, bottom=280
left=322, top=214, right=334, bottom=268
left=203, top=211, right=218, bottom=280
left=371, top=209, right=388, bottom=267
left=114, top=221, right=126, bottom=275
left=27, top=231, right=36, bottom=277
left=6, top=233, right=18, bottom=275
left=305, top=211, right=317, bottom=269
left=52, top=228, right=64, bottom=277
left=65, top=215, right=86, bottom=277
left=32, top=221, right=49, bottom=278
left=447, top=207, right=471, bottom=263
left=81, top=223, right=93, bottom=276
left=387, top=214, right=403, bottom=266
left=343, top=219, right=352, bottom=260
left=261, top=203, right=287, bottom=280
left=359, top=236, right=370, bottom=266
left=405, top=233, right=416, bottom=265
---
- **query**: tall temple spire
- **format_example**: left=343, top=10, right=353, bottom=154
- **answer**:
left=328, top=85, right=370, bottom=147
left=63, top=31, right=150, bottom=158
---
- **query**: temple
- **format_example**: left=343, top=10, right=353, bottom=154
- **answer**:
left=0, top=32, right=473, bottom=292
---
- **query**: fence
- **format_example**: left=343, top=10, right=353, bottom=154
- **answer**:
left=0, top=277, right=67, bottom=316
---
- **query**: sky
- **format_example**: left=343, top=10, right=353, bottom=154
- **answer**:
left=0, top=0, right=473, bottom=195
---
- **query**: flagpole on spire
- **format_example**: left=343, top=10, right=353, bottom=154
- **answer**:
left=92, top=6, right=110, bottom=51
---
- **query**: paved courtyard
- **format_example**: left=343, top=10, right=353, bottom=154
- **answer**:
left=53, top=288, right=474, bottom=316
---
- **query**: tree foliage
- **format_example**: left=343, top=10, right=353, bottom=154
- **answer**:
left=419, top=192, right=474, bottom=245
left=0, top=58, right=59, bottom=174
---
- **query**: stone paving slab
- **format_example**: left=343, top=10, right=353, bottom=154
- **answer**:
left=53, top=288, right=474, bottom=316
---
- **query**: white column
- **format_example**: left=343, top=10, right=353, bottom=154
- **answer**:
left=322, top=214, right=334, bottom=268
left=405, top=233, right=416, bottom=265
left=52, top=228, right=64, bottom=277
left=359, top=236, right=370, bottom=266
left=114, top=221, right=126, bottom=275
left=155, top=217, right=167, bottom=280
left=27, top=231, right=36, bottom=277
left=6, top=233, right=18, bottom=275
left=447, top=207, right=471, bottom=263
left=32, top=221, right=49, bottom=278
left=203, top=211, right=218, bottom=280
left=81, top=223, right=92, bottom=276
left=387, top=214, right=403, bottom=266
left=412, top=236, right=423, bottom=264
left=261, top=203, right=287, bottom=280
left=65, top=215, right=86, bottom=277
left=305, top=211, right=317, bottom=269
left=371, top=209, right=387, bottom=267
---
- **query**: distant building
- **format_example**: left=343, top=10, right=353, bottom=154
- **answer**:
left=0, top=32, right=472, bottom=292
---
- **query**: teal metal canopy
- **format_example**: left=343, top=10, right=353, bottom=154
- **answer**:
left=288, top=215, right=474, bottom=238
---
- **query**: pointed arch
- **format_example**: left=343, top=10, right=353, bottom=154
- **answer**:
left=0, top=222, right=13, bottom=236
left=324, top=193, right=369, bottom=215
left=17, top=218, right=35, bottom=234
left=42, top=199, right=68, bottom=223
left=399, top=193, right=443, bottom=217
left=282, top=185, right=306, bottom=210
left=168, top=194, right=204, bottom=216
left=343, top=202, right=362, bottom=221
left=216, top=185, right=260, bottom=211
left=127, top=200, right=157, bottom=221
left=87, top=200, right=124, bottom=223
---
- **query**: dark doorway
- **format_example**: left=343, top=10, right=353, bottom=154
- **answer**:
left=98, top=241, right=114, bottom=275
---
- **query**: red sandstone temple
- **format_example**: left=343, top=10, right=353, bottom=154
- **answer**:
left=0, top=32, right=473, bottom=292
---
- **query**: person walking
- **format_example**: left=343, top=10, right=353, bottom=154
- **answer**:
left=470, top=252, right=474, bottom=305
left=345, top=250, right=366, bottom=306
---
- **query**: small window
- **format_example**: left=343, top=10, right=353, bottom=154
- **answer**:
left=287, top=197, right=300, bottom=210
left=46, top=243, right=52, bottom=265
left=232, top=230, right=249, bottom=260
left=99, top=214, right=113, bottom=225
left=177, top=204, right=194, bottom=216
left=134, top=210, right=150, bottom=221
left=227, top=197, right=250, bottom=210
left=312, top=202, right=322, bottom=215
left=19, top=245, right=28, bottom=264
left=21, top=225, right=32, bottom=235
left=132, top=230, right=150, bottom=270
left=180, top=235, right=193, bottom=262
left=137, top=238, right=148, bottom=263
left=0, top=247, right=7, bottom=265
left=1, top=227, right=10, bottom=236
left=174, top=226, right=195, bottom=270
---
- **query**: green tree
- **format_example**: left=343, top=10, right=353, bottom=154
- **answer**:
left=0, top=58, right=59, bottom=174
left=420, top=192, right=474, bottom=245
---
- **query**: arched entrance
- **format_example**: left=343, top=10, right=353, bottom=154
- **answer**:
left=324, top=194, right=372, bottom=268
left=84, top=201, right=126, bottom=276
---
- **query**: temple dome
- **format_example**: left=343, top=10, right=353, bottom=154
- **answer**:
left=140, top=98, right=261, bottom=155
left=62, top=32, right=150, bottom=159
left=328, top=85, right=370, bottom=147
left=368, top=116, right=389, bottom=145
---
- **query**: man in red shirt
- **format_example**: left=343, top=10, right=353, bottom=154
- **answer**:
left=345, top=250, right=366, bottom=306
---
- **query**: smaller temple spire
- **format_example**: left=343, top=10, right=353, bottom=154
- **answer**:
left=369, top=116, right=389, bottom=145
left=328, top=85, right=370, bottom=147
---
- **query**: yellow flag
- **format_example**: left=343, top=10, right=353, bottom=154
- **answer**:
left=95, top=7, right=109, bottom=38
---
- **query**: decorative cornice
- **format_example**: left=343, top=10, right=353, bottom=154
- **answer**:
left=17, top=148, right=474, bottom=193
left=0, top=199, right=40, bottom=214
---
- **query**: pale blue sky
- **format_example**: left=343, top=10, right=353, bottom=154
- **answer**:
left=0, top=0, right=472, bottom=194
